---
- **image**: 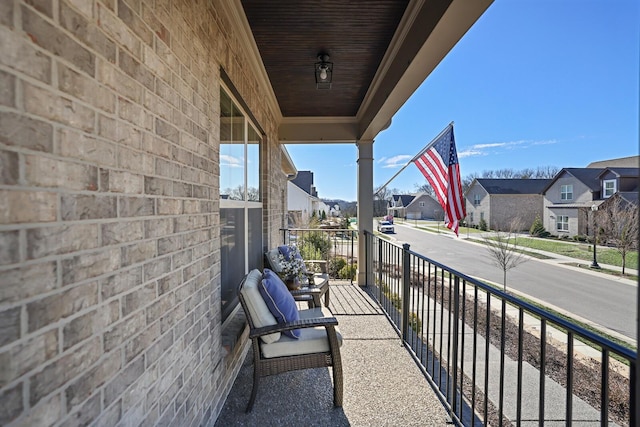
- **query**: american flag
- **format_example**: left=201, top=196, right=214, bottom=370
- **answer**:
left=413, top=124, right=466, bottom=236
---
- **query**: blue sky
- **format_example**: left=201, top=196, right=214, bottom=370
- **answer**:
left=286, top=0, right=639, bottom=201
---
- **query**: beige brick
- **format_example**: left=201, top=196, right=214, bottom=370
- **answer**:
left=61, top=248, right=120, bottom=285
left=103, top=310, right=145, bottom=352
left=0, top=150, right=18, bottom=185
left=0, top=382, right=23, bottom=425
left=60, top=2, right=116, bottom=63
left=157, top=198, right=182, bottom=215
left=0, top=1, right=12, bottom=28
left=24, top=154, right=98, bottom=191
left=60, top=393, right=101, bottom=427
left=0, top=306, right=21, bottom=348
left=124, top=320, right=159, bottom=363
left=97, top=3, right=141, bottom=58
left=122, top=283, right=155, bottom=317
left=30, top=337, right=101, bottom=406
left=121, top=240, right=156, bottom=267
left=141, top=3, right=170, bottom=46
left=104, top=356, right=144, bottom=407
left=22, top=5, right=95, bottom=76
left=118, top=196, right=154, bottom=217
left=155, top=158, right=181, bottom=180
left=142, top=132, right=171, bottom=159
left=27, top=282, right=99, bottom=332
left=0, top=329, right=57, bottom=388
left=0, top=230, right=20, bottom=265
left=0, top=190, right=57, bottom=224
left=143, top=256, right=171, bottom=280
left=107, top=170, right=143, bottom=193
left=143, top=90, right=172, bottom=122
left=0, top=69, right=15, bottom=107
left=0, top=26, right=52, bottom=84
left=0, top=111, right=54, bottom=152
left=96, top=59, right=143, bottom=103
left=65, top=353, right=120, bottom=411
left=27, top=223, right=100, bottom=260
left=57, top=62, right=116, bottom=113
left=117, top=146, right=154, bottom=174
left=102, top=220, right=144, bottom=245
left=97, top=115, right=141, bottom=149
left=117, top=0, right=153, bottom=47
left=118, top=96, right=153, bottom=129
left=13, top=393, right=63, bottom=427
left=57, top=128, right=117, bottom=168
left=101, top=267, right=142, bottom=299
left=63, top=301, right=120, bottom=350
left=145, top=293, right=174, bottom=325
left=144, top=176, right=172, bottom=196
left=119, top=49, right=154, bottom=91
left=23, top=83, right=95, bottom=133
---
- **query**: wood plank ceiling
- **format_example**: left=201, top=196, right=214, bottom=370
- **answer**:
left=241, top=0, right=409, bottom=118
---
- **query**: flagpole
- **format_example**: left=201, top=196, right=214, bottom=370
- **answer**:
left=373, top=121, right=454, bottom=197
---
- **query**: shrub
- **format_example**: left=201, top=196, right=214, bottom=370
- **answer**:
left=299, top=231, right=330, bottom=258
left=329, top=258, right=347, bottom=277
left=478, top=218, right=488, bottom=231
left=339, top=264, right=357, bottom=280
left=529, top=214, right=550, bottom=237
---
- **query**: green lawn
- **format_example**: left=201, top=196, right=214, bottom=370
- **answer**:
left=513, top=237, right=638, bottom=270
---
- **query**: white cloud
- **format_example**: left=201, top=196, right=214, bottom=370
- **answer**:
left=220, top=154, right=242, bottom=167
left=459, top=139, right=558, bottom=157
left=381, top=154, right=412, bottom=168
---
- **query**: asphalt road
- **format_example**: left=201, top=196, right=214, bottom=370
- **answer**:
left=389, top=224, right=637, bottom=340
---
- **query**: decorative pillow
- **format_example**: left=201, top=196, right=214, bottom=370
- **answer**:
left=259, top=270, right=300, bottom=338
left=278, top=245, right=308, bottom=274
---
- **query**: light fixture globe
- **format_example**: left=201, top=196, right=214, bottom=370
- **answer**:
left=315, top=53, right=333, bottom=89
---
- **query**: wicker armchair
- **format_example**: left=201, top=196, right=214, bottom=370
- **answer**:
left=265, top=247, right=331, bottom=307
left=238, top=269, right=343, bottom=413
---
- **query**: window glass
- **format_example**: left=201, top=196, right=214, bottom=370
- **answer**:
left=220, top=87, right=262, bottom=322
left=473, top=194, right=481, bottom=205
left=560, top=185, right=573, bottom=201
left=556, top=215, right=569, bottom=231
left=604, top=180, right=616, bottom=198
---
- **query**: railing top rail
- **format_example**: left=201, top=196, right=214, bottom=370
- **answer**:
left=366, top=231, right=637, bottom=361
left=282, top=228, right=354, bottom=232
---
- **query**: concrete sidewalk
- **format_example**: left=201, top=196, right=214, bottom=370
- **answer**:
left=214, top=283, right=451, bottom=426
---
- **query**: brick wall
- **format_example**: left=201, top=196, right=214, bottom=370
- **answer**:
left=0, top=1, right=284, bottom=425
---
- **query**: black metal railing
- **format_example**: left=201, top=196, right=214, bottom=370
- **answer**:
left=365, top=231, right=636, bottom=426
left=280, top=228, right=357, bottom=283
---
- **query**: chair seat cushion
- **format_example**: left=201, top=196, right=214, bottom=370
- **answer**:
left=239, top=269, right=280, bottom=344
left=259, top=269, right=300, bottom=338
left=260, top=307, right=343, bottom=359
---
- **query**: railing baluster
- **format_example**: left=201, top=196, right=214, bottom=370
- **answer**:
left=484, top=294, right=490, bottom=423
left=472, top=286, right=478, bottom=427
left=452, top=276, right=460, bottom=417
left=517, top=308, right=523, bottom=427
left=602, top=348, right=609, bottom=426
left=499, top=299, right=506, bottom=427
left=459, top=279, right=466, bottom=422
left=566, top=331, right=573, bottom=426
left=539, top=319, right=546, bottom=427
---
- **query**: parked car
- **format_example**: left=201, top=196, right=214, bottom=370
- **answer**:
left=377, top=220, right=394, bottom=233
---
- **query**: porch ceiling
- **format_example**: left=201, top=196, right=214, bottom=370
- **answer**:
left=238, top=0, right=493, bottom=143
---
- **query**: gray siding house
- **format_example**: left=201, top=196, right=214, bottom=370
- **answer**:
left=543, top=167, right=639, bottom=237
left=465, top=179, right=551, bottom=231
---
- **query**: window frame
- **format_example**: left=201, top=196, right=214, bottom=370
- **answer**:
left=560, top=184, right=573, bottom=201
left=603, top=179, right=616, bottom=198
left=556, top=215, right=569, bottom=232
left=473, top=194, right=481, bottom=206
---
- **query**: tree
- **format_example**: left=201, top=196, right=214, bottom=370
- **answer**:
left=223, top=185, right=259, bottom=201
left=529, top=214, right=549, bottom=237
left=484, top=219, right=528, bottom=291
left=413, top=182, right=435, bottom=196
left=598, top=196, right=639, bottom=275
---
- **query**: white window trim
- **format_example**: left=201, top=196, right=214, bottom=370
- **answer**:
left=603, top=179, right=616, bottom=198
left=560, top=184, right=573, bottom=201
left=556, top=215, right=569, bottom=232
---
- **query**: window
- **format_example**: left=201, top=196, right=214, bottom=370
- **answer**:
left=603, top=179, right=616, bottom=198
left=556, top=215, right=569, bottom=231
left=560, top=185, right=573, bottom=200
left=473, top=194, right=481, bottom=206
left=480, top=212, right=484, bottom=221
left=220, top=87, right=263, bottom=321
left=419, top=201, right=425, bottom=207
left=469, top=212, right=474, bottom=223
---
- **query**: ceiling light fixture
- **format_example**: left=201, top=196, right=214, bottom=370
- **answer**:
left=315, top=53, right=333, bottom=90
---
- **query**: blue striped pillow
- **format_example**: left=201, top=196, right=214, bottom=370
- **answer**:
left=259, top=269, right=300, bottom=338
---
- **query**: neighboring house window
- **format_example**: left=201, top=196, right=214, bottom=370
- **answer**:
left=469, top=212, right=474, bottom=222
left=419, top=201, right=425, bottom=207
left=556, top=215, right=569, bottom=231
left=603, top=179, right=616, bottom=198
left=480, top=212, right=484, bottom=221
left=560, top=185, right=573, bottom=200
left=220, top=87, right=263, bottom=322
left=473, top=194, right=481, bottom=206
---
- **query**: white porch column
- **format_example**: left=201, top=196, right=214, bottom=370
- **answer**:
left=356, top=140, right=374, bottom=286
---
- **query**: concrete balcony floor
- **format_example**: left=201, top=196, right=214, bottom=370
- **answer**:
left=214, top=281, right=450, bottom=426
